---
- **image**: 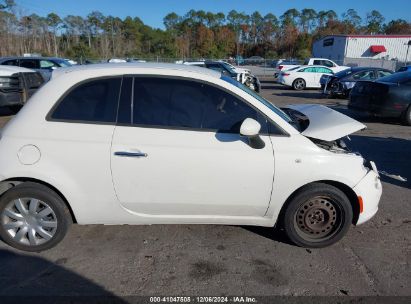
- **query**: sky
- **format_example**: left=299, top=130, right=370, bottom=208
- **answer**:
left=14, top=0, right=411, bottom=29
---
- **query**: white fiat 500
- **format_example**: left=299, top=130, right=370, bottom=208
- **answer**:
left=0, top=63, right=382, bottom=251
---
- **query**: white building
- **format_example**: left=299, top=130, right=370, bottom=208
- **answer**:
left=312, top=35, right=411, bottom=63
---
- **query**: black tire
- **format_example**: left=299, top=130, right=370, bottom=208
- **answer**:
left=282, top=183, right=353, bottom=248
left=0, top=182, right=71, bottom=252
left=401, top=105, right=411, bottom=126
left=8, top=105, right=22, bottom=114
left=292, top=78, right=306, bottom=90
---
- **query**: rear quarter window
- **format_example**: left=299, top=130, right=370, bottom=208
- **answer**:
left=50, top=78, right=121, bottom=123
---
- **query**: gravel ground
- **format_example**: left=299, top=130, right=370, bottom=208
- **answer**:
left=0, top=79, right=410, bottom=299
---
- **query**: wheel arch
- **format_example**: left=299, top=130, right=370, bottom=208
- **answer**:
left=0, top=177, right=77, bottom=223
left=277, top=180, right=360, bottom=226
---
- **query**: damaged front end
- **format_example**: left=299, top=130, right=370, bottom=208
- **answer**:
left=282, top=104, right=407, bottom=183
left=282, top=105, right=361, bottom=155
left=309, top=137, right=352, bottom=154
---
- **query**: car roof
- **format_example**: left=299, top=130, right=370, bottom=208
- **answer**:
left=350, top=67, right=391, bottom=72
left=52, top=62, right=221, bottom=79
left=295, top=65, right=333, bottom=69
left=0, top=65, right=36, bottom=75
left=0, top=56, right=66, bottom=62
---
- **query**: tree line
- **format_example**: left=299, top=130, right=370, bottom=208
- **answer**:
left=0, top=0, right=410, bottom=61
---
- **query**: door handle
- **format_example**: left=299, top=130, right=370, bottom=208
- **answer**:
left=114, top=151, right=148, bottom=158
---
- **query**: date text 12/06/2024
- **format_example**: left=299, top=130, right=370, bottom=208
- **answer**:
left=149, top=296, right=257, bottom=303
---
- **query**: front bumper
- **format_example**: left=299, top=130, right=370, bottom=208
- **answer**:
left=353, top=163, right=382, bottom=225
left=0, top=91, right=25, bottom=107
left=348, top=102, right=402, bottom=118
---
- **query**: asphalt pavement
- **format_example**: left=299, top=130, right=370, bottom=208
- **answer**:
left=0, top=79, right=410, bottom=299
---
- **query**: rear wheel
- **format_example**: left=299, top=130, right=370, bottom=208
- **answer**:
left=0, top=182, right=71, bottom=252
left=282, top=183, right=353, bottom=248
left=293, top=78, right=306, bottom=90
left=401, top=105, right=411, bottom=126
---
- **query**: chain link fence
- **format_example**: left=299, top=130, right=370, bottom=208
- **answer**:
left=78, top=57, right=407, bottom=77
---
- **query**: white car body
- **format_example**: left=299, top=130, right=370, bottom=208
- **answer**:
left=0, top=65, right=36, bottom=76
left=222, top=61, right=251, bottom=74
left=0, top=63, right=381, bottom=229
left=280, top=58, right=349, bottom=73
left=278, top=65, right=334, bottom=89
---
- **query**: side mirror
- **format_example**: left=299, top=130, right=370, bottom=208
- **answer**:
left=240, top=118, right=261, bottom=137
left=240, top=118, right=265, bottom=149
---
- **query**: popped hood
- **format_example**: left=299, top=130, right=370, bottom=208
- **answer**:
left=287, top=104, right=366, bottom=141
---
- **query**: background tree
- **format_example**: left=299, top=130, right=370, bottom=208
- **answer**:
left=0, top=4, right=409, bottom=61
left=384, top=19, right=411, bottom=34
left=341, top=9, right=362, bottom=29
left=366, top=10, right=385, bottom=33
left=46, top=13, right=62, bottom=56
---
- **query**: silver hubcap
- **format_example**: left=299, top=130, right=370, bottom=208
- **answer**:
left=1, top=198, right=57, bottom=246
left=295, top=80, right=305, bottom=90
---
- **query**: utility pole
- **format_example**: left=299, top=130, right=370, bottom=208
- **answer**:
left=405, top=40, right=411, bottom=66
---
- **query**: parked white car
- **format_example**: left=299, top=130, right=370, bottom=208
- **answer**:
left=278, top=65, right=334, bottom=90
left=279, top=58, right=349, bottom=73
left=0, top=63, right=381, bottom=252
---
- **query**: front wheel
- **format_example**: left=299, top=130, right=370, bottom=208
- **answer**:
left=0, top=182, right=71, bottom=252
left=401, top=105, right=411, bottom=126
left=292, top=78, right=306, bottom=90
left=282, top=183, right=353, bottom=248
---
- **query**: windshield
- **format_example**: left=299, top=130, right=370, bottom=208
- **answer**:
left=54, top=59, right=72, bottom=67
left=220, top=62, right=237, bottom=74
left=221, top=75, right=293, bottom=124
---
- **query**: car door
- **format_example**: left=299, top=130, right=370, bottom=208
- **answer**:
left=110, top=76, right=275, bottom=217
left=302, top=67, right=317, bottom=87
left=45, top=77, right=122, bottom=219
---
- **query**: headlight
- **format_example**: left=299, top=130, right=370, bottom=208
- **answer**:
left=0, top=76, right=20, bottom=89
left=343, top=81, right=356, bottom=89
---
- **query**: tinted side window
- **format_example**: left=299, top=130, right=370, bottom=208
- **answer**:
left=353, top=70, right=374, bottom=80
left=51, top=78, right=121, bottom=123
left=377, top=70, right=392, bottom=78
left=40, top=60, right=58, bottom=69
left=2, top=59, right=19, bottom=66
left=304, top=67, right=316, bottom=72
left=20, top=59, right=39, bottom=69
left=317, top=67, right=332, bottom=74
left=201, top=84, right=268, bottom=133
left=313, top=60, right=321, bottom=65
left=133, top=78, right=203, bottom=128
left=322, top=60, right=334, bottom=67
left=132, top=77, right=268, bottom=133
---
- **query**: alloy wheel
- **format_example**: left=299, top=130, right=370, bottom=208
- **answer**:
left=294, top=79, right=305, bottom=90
